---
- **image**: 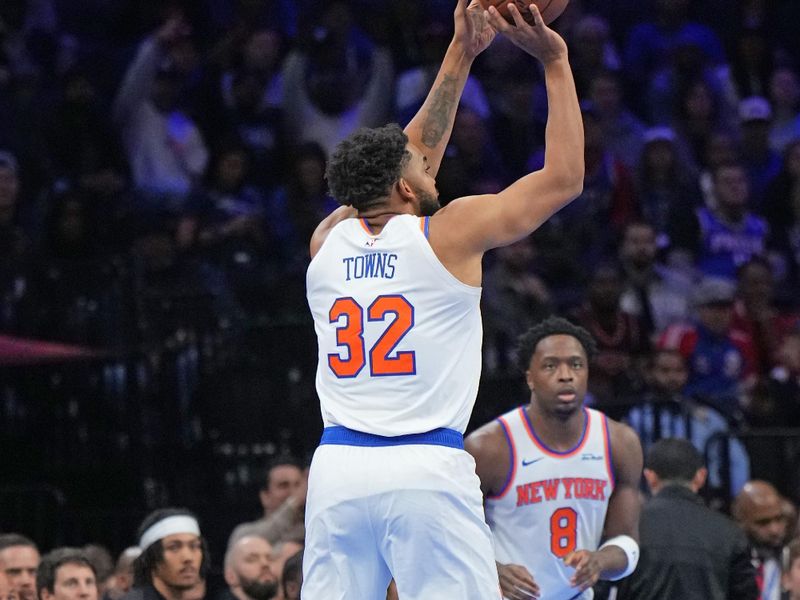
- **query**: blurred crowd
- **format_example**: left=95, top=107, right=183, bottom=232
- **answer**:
left=2, top=0, right=800, bottom=594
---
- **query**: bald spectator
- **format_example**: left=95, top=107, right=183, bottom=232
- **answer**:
left=733, top=481, right=789, bottom=600
left=617, top=439, right=757, bottom=600
left=221, top=536, right=277, bottom=600
left=0, top=535, right=40, bottom=600
left=36, top=549, right=97, bottom=600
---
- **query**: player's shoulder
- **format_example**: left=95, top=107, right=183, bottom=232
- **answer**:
left=602, top=414, right=644, bottom=479
left=465, top=418, right=508, bottom=462
left=603, top=415, right=641, bottom=452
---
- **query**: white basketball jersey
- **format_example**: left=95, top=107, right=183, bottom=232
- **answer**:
left=485, top=406, right=615, bottom=600
left=306, top=215, right=482, bottom=436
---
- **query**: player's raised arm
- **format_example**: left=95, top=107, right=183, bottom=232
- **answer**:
left=403, top=0, right=495, bottom=176
left=432, top=3, right=583, bottom=256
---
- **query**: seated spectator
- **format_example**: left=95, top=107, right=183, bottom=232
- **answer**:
left=221, top=535, right=278, bottom=600
left=767, top=66, right=800, bottom=154
left=228, top=456, right=306, bottom=547
left=738, top=97, right=782, bottom=210
left=112, top=17, right=209, bottom=215
left=763, top=139, right=800, bottom=287
left=784, top=538, right=800, bottom=600
left=280, top=551, right=301, bottom=600
left=80, top=546, right=113, bottom=600
left=625, top=349, right=750, bottom=496
left=633, top=128, right=702, bottom=251
left=659, top=277, right=752, bottom=418
left=587, top=70, right=645, bottom=170
left=482, top=237, right=552, bottom=373
left=122, top=508, right=208, bottom=600
left=36, top=548, right=98, bottom=600
left=616, top=438, right=757, bottom=600
left=102, top=549, right=140, bottom=600
left=570, top=262, right=649, bottom=408
left=754, top=332, right=800, bottom=428
left=732, top=257, right=800, bottom=376
left=669, top=162, right=768, bottom=281
left=732, top=481, right=789, bottom=600
left=0, top=534, right=39, bottom=600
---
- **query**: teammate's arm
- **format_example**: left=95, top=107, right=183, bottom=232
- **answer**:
left=465, top=425, right=540, bottom=600
left=430, top=4, right=583, bottom=263
left=403, top=0, right=494, bottom=177
left=566, top=421, right=643, bottom=590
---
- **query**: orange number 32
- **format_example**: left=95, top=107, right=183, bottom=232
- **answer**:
left=328, top=295, right=416, bottom=378
left=550, top=507, right=578, bottom=557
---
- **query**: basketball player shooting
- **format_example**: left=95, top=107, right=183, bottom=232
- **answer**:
left=303, top=2, right=584, bottom=598
left=466, top=317, right=644, bottom=600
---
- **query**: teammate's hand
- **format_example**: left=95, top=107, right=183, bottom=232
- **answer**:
left=454, top=0, right=496, bottom=60
left=497, top=562, right=540, bottom=599
left=564, top=549, right=602, bottom=591
left=484, top=3, right=567, bottom=65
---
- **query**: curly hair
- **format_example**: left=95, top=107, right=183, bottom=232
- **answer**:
left=325, top=124, right=410, bottom=210
left=515, top=316, right=598, bottom=373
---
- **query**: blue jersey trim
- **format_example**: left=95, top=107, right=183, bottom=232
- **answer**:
left=320, top=426, right=463, bottom=449
left=423, top=216, right=430, bottom=239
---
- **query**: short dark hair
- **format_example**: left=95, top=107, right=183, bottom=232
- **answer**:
left=282, top=549, right=303, bottom=598
left=645, top=438, right=704, bottom=482
left=325, top=124, right=410, bottom=210
left=0, top=533, right=38, bottom=553
left=263, top=454, right=302, bottom=491
left=515, top=316, right=598, bottom=372
left=133, top=508, right=209, bottom=586
left=36, top=548, right=96, bottom=597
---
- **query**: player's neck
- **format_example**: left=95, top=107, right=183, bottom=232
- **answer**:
left=526, top=403, right=586, bottom=452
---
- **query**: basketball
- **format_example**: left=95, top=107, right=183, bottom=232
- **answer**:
left=478, top=0, right=569, bottom=26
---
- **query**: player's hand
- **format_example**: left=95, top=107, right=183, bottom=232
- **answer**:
left=454, top=0, right=496, bottom=60
left=484, top=3, right=567, bottom=65
left=497, top=562, right=540, bottom=599
left=564, top=549, right=602, bottom=591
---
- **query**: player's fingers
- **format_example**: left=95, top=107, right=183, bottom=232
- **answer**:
left=526, top=3, right=543, bottom=27
left=506, top=2, right=528, bottom=28
left=485, top=5, right=512, bottom=32
left=563, top=551, right=581, bottom=568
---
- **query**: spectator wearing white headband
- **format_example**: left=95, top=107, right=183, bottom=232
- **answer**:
left=121, top=509, right=208, bottom=600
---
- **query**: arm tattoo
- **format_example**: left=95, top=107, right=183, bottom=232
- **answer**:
left=421, top=74, right=458, bottom=148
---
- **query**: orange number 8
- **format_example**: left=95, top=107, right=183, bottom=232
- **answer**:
left=550, top=507, right=578, bottom=558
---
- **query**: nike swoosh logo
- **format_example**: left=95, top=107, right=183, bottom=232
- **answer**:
left=522, top=458, right=544, bottom=467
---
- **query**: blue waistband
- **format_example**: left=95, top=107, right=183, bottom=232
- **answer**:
left=320, top=426, right=464, bottom=449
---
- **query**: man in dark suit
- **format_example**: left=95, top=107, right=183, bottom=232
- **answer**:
left=617, top=438, right=758, bottom=599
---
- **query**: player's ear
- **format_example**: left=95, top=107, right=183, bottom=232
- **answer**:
left=525, top=370, right=534, bottom=391
left=396, top=177, right=414, bottom=201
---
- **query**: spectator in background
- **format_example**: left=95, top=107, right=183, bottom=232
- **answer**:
left=568, top=15, right=621, bottom=98
left=756, top=332, right=800, bottom=428
left=767, top=67, right=800, bottom=154
left=698, top=130, right=740, bottom=211
left=221, top=535, right=278, bottom=600
left=764, top=139, right=800, bottom=286
left=0, top=535, right=39, bottom=600
left=112, top=17, right=209, bottom=215
left=783, top=538, right=800, bottom=600
left=616, top=438, right=758, bottom=600
left=36, top=549, right=97, bottom=600
left=669, top=162, right=768, bottom=281
left=633, top=128, right=702, bottom=252
left=570, top=262, right=649, bottom=409
left=266, top=542, right=301, bottom=597
left=625, top=348, right=750, bottom=497
left=726, top=26, right=772, bottom=101
left=738, top=97, right=782, bottom=209
left=228, top=455, right=306, bottom=547
left=281, top=1, right=393, bottom=157
left=101, top=549, right=140, bottom=600
left=732, top=257, right=800, bottom=377
left=587, top=69, right=645, bottom=170
left=123, top=508, right=207, bottom=600
left=79, top=547, right=112, bottom=600
left=482, top=236, right=552, bottom=373
left=279, top=550, right=301, bottom=600
left=659, top=277, right=751, bottom=419
left=733, top=481, right=789, bottom=600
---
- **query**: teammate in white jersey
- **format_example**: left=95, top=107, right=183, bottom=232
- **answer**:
left=466, top=317, right=644, bottom=600
left=303, top=2, right=585, bottom=598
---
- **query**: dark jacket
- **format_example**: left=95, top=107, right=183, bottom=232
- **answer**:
left=617, top=484, right=758, bottom=600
